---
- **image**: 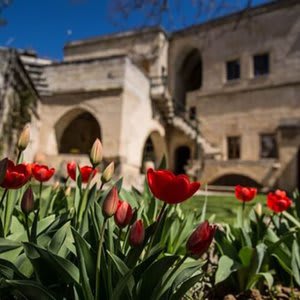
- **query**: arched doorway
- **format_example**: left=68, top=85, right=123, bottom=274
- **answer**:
left=174, top=146, right=191, bottom=174
left=141, top=131, right=167, bottom=173
left=210, top=174, right=262, bottom=188
left=56, top=110, right=101, bottom=154
left=175, top=49, right=202, bottom=112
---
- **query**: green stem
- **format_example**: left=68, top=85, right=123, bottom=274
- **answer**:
left=95, top=218, right=108, bottom=300
left=77, top=172, right=94, bottom=229
left=24, top=214, right=31, bottom=242
left=0, top=189, right=8, bottom=210
left=39, top=182, right=43, bottom=202
left=16, top=150, right=22, bottom=164
left=100, top=182, right=105, bottom=191
left=242, top=201, right=246, bottom=226
left=122, top=225, right=131, bottom=253
left=63, top=176, right=69, bottom=189
left=145, top=202, right=168, bottom=258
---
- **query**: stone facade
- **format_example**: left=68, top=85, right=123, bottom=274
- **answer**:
left=1, top=0, right=300, bottom=191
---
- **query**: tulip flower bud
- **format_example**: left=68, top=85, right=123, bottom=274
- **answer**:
left=101, top=162, right=114, bottom=184
left=254, top=203, right=262, bottom=216
left=102, top=186, right=119, bottom=218
left=114, top=200, right=133, bottom=228
left=21, top=187, right=34, bottom=215
left=90, top=138, right=103, bottom=167
left=186, top=221, right=216, bottom=258
left=65, top=186, right=72, bottom=197
left=129, top=220, right=145, bottom=247
left=17, top=124, right=30, bottom=152
left=52, top=181, right=60, bottom=191
left=0, top=158, right=8, bottom=185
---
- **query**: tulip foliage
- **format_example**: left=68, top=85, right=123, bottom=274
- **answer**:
left=0, top=130, right=299, bottom=299
left=0, top=134, right=214, bottom=300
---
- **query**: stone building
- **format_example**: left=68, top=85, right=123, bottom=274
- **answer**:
left=1, top=0, right=300, bottom=192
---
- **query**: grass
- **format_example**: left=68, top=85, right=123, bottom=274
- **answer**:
left=181, top=193, right=267, bottom=224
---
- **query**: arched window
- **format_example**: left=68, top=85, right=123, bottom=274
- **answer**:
left=174, top=146, right=191, bottom=174
left=142, top=137, right=155, bottom=162
left=56, top=111, right=101, bottom=154
left=175, top=49, right=202, bottom=111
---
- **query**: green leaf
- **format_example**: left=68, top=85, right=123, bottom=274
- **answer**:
left=23, top=242, right=80, bottom=285
left=154, top=260, right=203, bottom=300
left=291, top=239, right=300, bottom=286
left=72, top=228, right=94, bottom=300
left=158, top=155, right=167, bottom=169
left=4, top=189, right=20, bottom=236
left=48, top=222, right=70, bottom=255
left=0, top=238, right=21, bottom=253
left=0, top=258, right=27, bottom=279
left=136, top=255, right=178, bottom=299
left=247, top=272, right=274, bottom=290
left=200, top=186, right=208, bottom=222
left=239, top=247, right=254, bottom=267
left=282, top=211, right=300, bottom=228
left=107, top=251, right=134, bottom=298
left=1, top=279, right=56, bottom=300
left=169, top=274, right=202, bottom=300
left=215, top=255, right=237, bottom=284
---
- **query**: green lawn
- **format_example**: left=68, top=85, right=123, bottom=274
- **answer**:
left=181, top=194, right=267, bottom=224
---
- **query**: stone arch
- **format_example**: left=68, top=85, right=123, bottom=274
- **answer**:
left=55, top=108, right=101, bottom=154
left=174, top=145, right=191, bottom=174
left=141, top=131, right=167, bottom=172
left=209, top=173, right=262, bottom=188
left=174, top=48, right=202, bottom=111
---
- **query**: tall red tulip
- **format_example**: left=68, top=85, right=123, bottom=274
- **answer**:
left=235, top=185, right=257, bottom=202
left=114, top=200, right=133, bottom=228
left=129, top=219, right=145, bottom=247
left=67, top=161, right=97, bottom=183
left=147, top=168, right=200, bottom=204
left=186, top=221, right=216, bottom=258
left=267, top=190, right=292, bottom=213
left=32, top=164, right=55, bottom=182
left=0, top=160, right=31, bottom=189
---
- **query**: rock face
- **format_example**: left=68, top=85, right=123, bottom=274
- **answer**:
left=1, top=1, right=300, bottom=190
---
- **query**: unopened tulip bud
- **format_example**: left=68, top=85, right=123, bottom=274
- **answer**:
left=186, top=221, right=216, bottom=258
left=21, top=187, right=34, bottom=215
left=52, top=181, right=60, bottom=191
left=254, top=203, right=262, bottom=216
left=17, top=124, right=30, bottom=151
left=90, top=138, right=103, bottom=167
left=102, top=186, right=119, bottom=218
left=129, top=219, right=145, bottom=247
left=65, top=186, right=71, bottom=197
left=114, top=200, right=133, bottom=228
left=101, top=162, right=114, bottom=184
left=0, top=158, right=8, bottom=185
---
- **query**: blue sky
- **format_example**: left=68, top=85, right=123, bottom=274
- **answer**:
left=0, top=0, right=270, bottom=60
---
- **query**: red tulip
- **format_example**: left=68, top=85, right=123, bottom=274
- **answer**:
left=147, top=168, right=200, bottom=204
left=186, top=221, right=216, bottom=258
left=32, top=164, right=55, bottom=182
left=102, top=186, right=119, bottom=218
left=267, top=190, right=292, bottom=213
left=114, top=200, right=133, bottom=228
left=0, top=160, right=31, bottom=189
left=129, top=219, right=145, bottom=247
left=235, top=185, right=257, bottom=202
left=67, top=161, right=97, bottom=183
